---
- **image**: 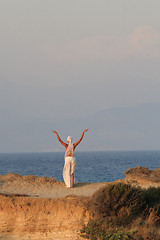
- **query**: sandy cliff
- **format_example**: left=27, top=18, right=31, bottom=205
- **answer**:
left=124, top=166, right=160, bottom=188
left=0, top=195, right=90, bottom=240
left=0, top=174, right=107, bottom=240
left=0, top=167, right=160, bottom=240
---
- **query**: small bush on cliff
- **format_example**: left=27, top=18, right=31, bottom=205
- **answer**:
left=81, top=183, right=160, bottom=240
left=80, top=220, right=160, bottom=240
left=90, top=183, right=145, bottom=225
left=142, top=187, right=160, bottom=225
left=80, top=220, right=135, bottom=240
left=143, top=187, right=160, bottom=208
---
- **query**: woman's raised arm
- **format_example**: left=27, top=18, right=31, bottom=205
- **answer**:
left=73, top=129, right=89, bottom=148
left=53, top=130, right=68, bottom=148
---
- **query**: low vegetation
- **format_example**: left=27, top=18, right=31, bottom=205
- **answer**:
left=80, top=183, right=160, bottom=240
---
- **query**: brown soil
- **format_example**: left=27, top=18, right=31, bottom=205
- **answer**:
left=0, top=168, right=160, bottom=240
left=0, top=173, right=108, bottom=199
left=124, top=166, right=160, bottom=188
left=0, top=173, right=108, bottom=240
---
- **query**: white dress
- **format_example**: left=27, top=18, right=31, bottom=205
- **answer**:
left=63, top=142, right=76, bottom=188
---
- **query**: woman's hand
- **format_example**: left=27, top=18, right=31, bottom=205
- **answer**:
left=83, top=129, right=89, bottom=133
left=53, top=130, right=57, bottom=134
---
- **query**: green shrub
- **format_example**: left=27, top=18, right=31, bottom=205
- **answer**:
left=81, top=183, right=160, bottom=239
left=142, top=187, right=160, bottom=225
left=143, top=187, right=160, bottom=208
left=90, top=183, right=145, bottom=225
left=80, top=220, right=135, bottom=240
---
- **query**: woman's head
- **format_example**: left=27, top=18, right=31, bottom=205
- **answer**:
left=67, top=136, right=72, bottom=143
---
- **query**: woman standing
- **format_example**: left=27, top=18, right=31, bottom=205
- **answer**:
left=53, top=129, right=89, bottom=188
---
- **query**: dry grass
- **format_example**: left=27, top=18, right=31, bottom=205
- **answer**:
left=124, top=167, right=160, bottom=183
left=82, top=182, right=160, bottom=239
left=7, top=172, right=57, bottom=184
left=89, top=182, right=144, bottom=225
left=145, top=208, right=160, bottom=227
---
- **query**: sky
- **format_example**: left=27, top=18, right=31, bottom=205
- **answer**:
left=1, top=0, right=160, bottom=152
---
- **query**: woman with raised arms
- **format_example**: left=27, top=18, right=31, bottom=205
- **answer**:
left=53, top=129, right=89, bottom=188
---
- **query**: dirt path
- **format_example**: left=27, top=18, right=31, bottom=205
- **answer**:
left=0, top=173, right=109, bottom=198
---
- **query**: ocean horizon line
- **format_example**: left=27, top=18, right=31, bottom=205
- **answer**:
left=1, top=149, right=160, bottom=155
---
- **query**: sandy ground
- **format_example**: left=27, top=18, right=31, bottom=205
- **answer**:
left=0, top=168, right=160, bottom=240
left=0, top=173, right=109, bottom=199
left=0, top=167, right=160, bottom=199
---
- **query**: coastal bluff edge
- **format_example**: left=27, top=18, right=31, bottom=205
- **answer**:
left=0, top=167, right=160, bottom=240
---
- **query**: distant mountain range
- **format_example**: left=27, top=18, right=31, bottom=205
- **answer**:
left=1, top=103, right=160, bottom=152
left=53, top=103, right=160, bottom=151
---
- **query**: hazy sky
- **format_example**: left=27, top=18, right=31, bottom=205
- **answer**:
left=1, top=0, right=160, bottom=152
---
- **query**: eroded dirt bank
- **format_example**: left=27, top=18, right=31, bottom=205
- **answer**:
left=0, top=167, right=160, bottom=240
left=0, top=195, right=91, bottom=240
left=0, top=174, right=107, bottom=240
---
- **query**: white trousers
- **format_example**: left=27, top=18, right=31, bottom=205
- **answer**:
left=63, top=157, right=76, bottom=188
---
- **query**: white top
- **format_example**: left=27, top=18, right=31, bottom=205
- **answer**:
left=65, top=142, right=74, bottom=157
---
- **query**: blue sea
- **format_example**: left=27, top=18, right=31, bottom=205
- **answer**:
left=0, top=151, right=159, bottom=183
